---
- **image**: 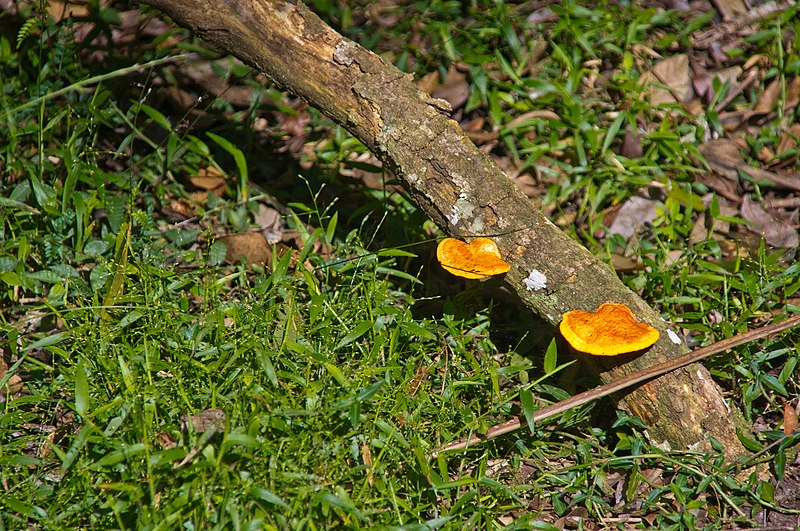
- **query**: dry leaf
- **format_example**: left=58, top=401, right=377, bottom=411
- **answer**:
left=163, top=199, right=195, bottom=221
left=0, top=355, right=23, bottom=402
left=711, top=0, right=747, bottom=21
left=777, top=123, right=800, bottom=155
left=620, top=126, right=643, bottom=159
left=526, top=6, right=557, bottom=24
left=219, top=232, right=271, bottom=265
left=607, top=197, right=662, bottom=239
left=786, top=76, right=800, bottom=111
left=690, top=194, right=737, bottom=243
left=753, top=78, right=782, bottom=114
left=189, top=167, right=227, bottom=193
left=432, top=64, right=469, bottom=111
left=698, top=139, right=743, bottom=180
left=742, top=166, right=800, bottom=193
left=416, top=71, right=439, bottom=95
left=784, top=403, right=799, bottom=435
left=646, top=54, right=692, bottom=105
left=695, top=173, right=741, bottom=202
left=254, top=204, right=285, bottom=244
left=183, top=409, right=226, bottom=433
left=505, top=110, right=560, bottom=130
left=609, top=253, right=644, bottom=273
left=740, top=195, right=800, bottom=249
left=48, top=0, right=93, bottom=20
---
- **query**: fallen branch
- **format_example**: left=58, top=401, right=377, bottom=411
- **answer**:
left=138, top=0, right=767, bottom=459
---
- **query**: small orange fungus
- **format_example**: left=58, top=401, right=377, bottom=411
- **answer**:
left=436, top=237, right=510, bottom=279
left=559, top=303, right=659, bottom=356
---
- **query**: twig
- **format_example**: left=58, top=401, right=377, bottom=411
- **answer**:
left=436, top=314, right=800, bottom=455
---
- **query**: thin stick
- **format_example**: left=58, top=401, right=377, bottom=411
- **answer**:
left=437, top=314, right=800, bottom=454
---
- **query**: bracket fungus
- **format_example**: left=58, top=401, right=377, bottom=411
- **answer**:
left=559, top=302, right=660, bottom=356
left=436, top=237, right=511, bottom=279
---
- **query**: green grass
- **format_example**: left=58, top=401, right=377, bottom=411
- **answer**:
left=1, top=0, right=799, bottom=528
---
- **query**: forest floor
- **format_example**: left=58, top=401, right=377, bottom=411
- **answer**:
left=1, top=0, right=799, bottom=528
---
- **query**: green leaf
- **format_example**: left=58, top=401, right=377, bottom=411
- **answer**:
left=209, top=239, right=228, bottom=266
left=356, top=379, right=385, bottom=402
left=118, top=355, right=135, bottom=394
left=74, top=360, right=90, bottom=417
left=207, top=131, right=248, bottom=200
left=520, top=386, right=536, bottom=435
left=336, top=320, right=373, bottom=349
left=248, top=486, right=289, bottom=510
left=736, top=428, right=763, bottom=452
left=60, top=424, right=94, bottom=474
left=543, top=338, right=558, bottom=374
left=0, top=271, right=22, bottom=286
left=17, top=18, right=41, bottom=47
left=601, top=111, right=626, bottom=156
left=324, top=211, right=338, bottom=245
left=90, top=443, right=147, bottom=469
left=762, top=374, right=788, bottom=396
left=774, top=447, right=786, bottom=479
left=326, top=363, right=348, bottom=388
left=401, top=320, right=437, bottom=341
left=376, top=248, right=417, bottom=258
left=779, top=357, right=798, bottom=385
left=756, top=480, right=775, bottom=503
left=24, top=332, right=66, bottom=351
left=134, top=102, right=172, bottom=131
left=115, top=309, right=144, bottom=331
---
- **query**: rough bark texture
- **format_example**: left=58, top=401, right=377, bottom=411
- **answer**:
left=140, top=0, right=751, bottom=458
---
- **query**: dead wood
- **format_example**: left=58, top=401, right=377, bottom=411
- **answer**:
left=138, top=0, right=754, bottom=459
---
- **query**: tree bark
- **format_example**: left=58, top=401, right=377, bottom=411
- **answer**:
left=139, top=0, right=750, bottom=458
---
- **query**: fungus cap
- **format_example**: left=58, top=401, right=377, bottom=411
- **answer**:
left=559, top=302, right=659, bottom=356
left=436, top=237, right=510, bottom=279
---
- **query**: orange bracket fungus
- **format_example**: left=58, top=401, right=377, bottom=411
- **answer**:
left=436, top=237, right=511, bottom=279
left=559, top=302, right=660, bottom=356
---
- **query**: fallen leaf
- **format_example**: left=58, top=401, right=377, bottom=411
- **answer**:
left=777, top=123, right=800, bottom=155
left=695, top=172, right=741, bottom=202
left=698, top=139, right=743, bottom=180
left=786, top=76, right=800, bottom=112
left=711, top=0, right=747, bottom=21
left=620, top=126, right=643, bottom=159
left=0, top=355, right=23, bottom=402
left=785, top=403, right=799, bottom=435
left=607, top=197, right=662, bottom=239
left=432, top=64, right=470, bottom=111
left=646, top=54, right=692, bottom=105
left=189, top=166, right=227, bottom=195
left=254, top=204, right=285, bottom=244
left=48, top=0, right=92, bottom=20
left=526, top=6, right=557, bottom=24
left=742, top=166, right=800, bottom=193
left=740, top=195, right=800, bottom=249
left=219, top=232, right=271, bottom=265
left=505, top=110, right=560, bottom=130
left=609, top=253, right=644, bottom=273
left=689, top=194, right=737, bottom=243
left=753, top=78, right=782, bottom=114
left=183, top=409, right=226, bottom=433
left=416, top=70, right=439, bottom=95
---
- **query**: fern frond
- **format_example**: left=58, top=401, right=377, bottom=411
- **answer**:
left=16, top=17, right=41, bottom=49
